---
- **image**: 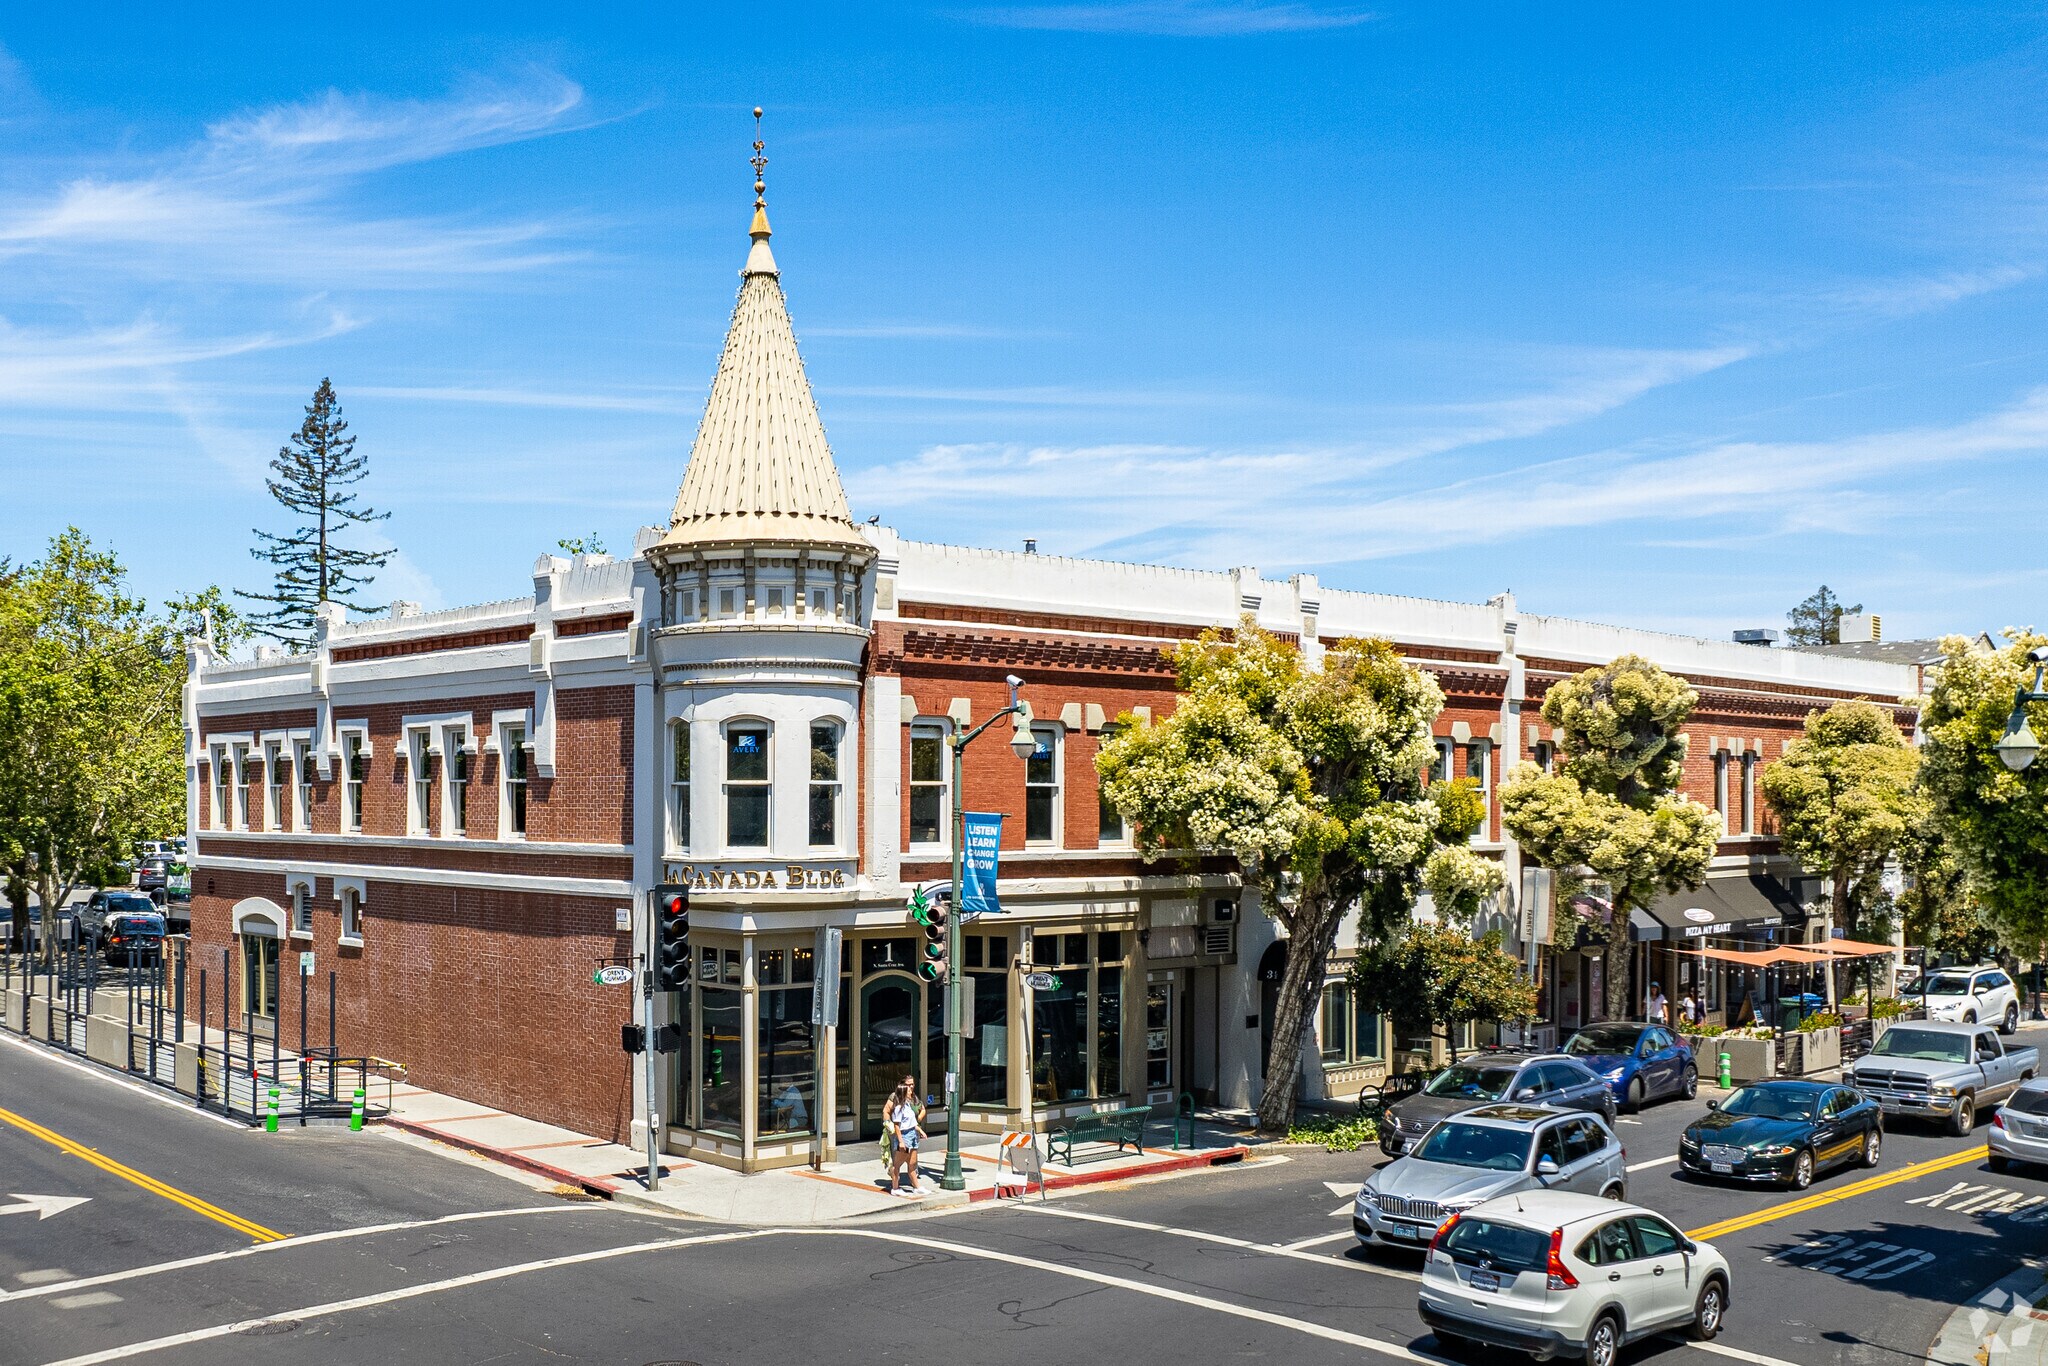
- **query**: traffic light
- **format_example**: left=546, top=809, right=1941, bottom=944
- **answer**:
left=653, top=1022, right=685, bottom=1054
left=621, top=1024, right=647, bottom=1055
left=912, top=884, right=950, bottom=985
left=653, top=884, right=690, bottom=993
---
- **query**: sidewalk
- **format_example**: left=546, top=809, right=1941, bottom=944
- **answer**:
left=380, top=1083, right=1262, bottom=1223
left=1931, top=1263, right=2048, bottom=1364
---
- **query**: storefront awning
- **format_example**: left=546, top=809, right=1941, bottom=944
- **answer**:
left=1629, top=874, right=1797, bottom=942
left=1695, top=945, right=1831, bottom=966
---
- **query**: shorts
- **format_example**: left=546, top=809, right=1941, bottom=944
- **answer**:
left=899, top=1131, right=921, bottom=1152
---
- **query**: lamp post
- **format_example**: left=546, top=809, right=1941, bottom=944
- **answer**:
left=941, top=673, right=1037, bottom=1192
left=1994, top=646, right=2048, bottom=773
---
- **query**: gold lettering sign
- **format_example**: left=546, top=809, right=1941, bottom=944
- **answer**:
left=665, top=865, right=848, bottom=891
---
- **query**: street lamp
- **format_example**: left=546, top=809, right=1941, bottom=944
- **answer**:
left=1995, top=647, right=2048, bottom=773
left=940, top=673, right=1035, bottom=1192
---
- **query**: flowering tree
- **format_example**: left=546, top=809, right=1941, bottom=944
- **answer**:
left=1501, top=655, right=1720, bottom=1020
left=1760, top=700, right=1919, bottom=951
left=1098, top=623, right=1498, bottom=1134
left=1919, top=631, right=2048, bottom=943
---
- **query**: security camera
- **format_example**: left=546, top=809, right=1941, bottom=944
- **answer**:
left=2031, top=646, right=2048, bottom=664
left=1005, top=674, right=1023, bottom=689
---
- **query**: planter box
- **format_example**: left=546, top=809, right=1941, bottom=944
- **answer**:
left=1795, top=1027, right=1841, bottom=1074
left=1687, top=1034, right=1774, bottom=1083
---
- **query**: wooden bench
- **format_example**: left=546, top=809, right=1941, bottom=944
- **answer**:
left=1047, top=1105, right=1151, bottom=1166
left=1356, top=1069, right=1431, bottom=1119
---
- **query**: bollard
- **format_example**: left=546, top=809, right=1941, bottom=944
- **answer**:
left=266, top=1085, right=280, bottom=1134
left=1718, top=1050, right=1732, bottom=1089
left=350, top=1087, right=365, bottom=1132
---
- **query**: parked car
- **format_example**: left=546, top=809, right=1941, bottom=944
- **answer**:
left=1915, top=965, right=2022, bottom=1035
left=135, top=856, right=172, bottom=894
left=1847, top=1021, right=2039, bottom=1135
left=1417, top=1190, right=1732, bottom=1362
left=79, top=889, right=161, bottom=946
left=1564, top=1022, right=1697, bottom=1112
left=1381, top=1052, right=1616, bottom=1157
left=1679, top=1080, right=1881, bottom=1189
left=1356, top=1105, right=1626, bottom=1249
left=1990, top=1078, right=2048, bottom=1174
left=100, top=911, right=166, bottom=965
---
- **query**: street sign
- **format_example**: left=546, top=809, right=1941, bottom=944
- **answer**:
left=298, top=951, right=315, bottom=977
left=594, top=965, right=634, bottom=986
left=1023, top=971, right=1061, bottom=992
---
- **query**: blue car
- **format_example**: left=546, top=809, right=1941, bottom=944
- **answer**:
left=1564, top=1022, right=1698, bottom=1112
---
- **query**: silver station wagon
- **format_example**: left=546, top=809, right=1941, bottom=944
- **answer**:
left=1356, top=1104, right=1629, bottom=1250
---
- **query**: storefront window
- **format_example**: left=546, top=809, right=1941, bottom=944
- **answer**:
left=668, top=983, right=693, bottom=1129
left=1146, top=982, right=1173, bottom=1089
left=698, top=988, right=743, bottom=1136
left=967, top=971, right=1008, bottom=1104
left=1033, top=972, right=1087, bottom=1102
left=757, top=988, right=816, bottom=1137
left=1096, top=965, right=1123, bottom=1097
left=1321, top=982, right=1384, bottom=1064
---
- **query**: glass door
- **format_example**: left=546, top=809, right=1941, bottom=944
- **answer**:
left=860, top=974, right=920, bottom=1140
left=240, top=933, right=278, bottom=1034
left=1145, top=982, right=1174, bottom=1096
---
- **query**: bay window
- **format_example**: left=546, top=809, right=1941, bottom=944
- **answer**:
left=808, top=721, right=841, bottom=847
left=724, top=723, right=769, bottom=847
left=669, top=723, right=691, bottom=851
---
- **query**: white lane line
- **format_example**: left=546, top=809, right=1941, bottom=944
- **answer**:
left=51, top=1293, right=121, bottom=1311
left=0, top=1033, right=243, bottom=1129
left=35, top=1230, right=767, bottom=1366
left=1675, top=1338, right=1803, bottom=1366
left=1012, top=1203, right=1419, bottom=1282
left=1627, top=1155, right=1680, bottom=1172
left=1280, top=1230, right=1357, bottom=1251
left=0, top=1206, right=592, bottom=1305
left=15, top=1271, right=73, bottom=1286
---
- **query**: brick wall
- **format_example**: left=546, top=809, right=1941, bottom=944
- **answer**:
left=189, top=867, right=636, bottom=1141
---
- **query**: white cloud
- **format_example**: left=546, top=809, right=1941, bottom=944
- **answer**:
left=965, top=2, right=1374, bottom=35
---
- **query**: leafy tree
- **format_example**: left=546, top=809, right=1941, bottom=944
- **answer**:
left=1918, top=631, right=2048, bottom=943
left=1760, top=700, right=1919, bottom=959
left=1352, top=921, right=1537, bottom=1062
left=1098, top=623, right=1496, bottom=1134
left=238, top=379, right=391, bottom=648
left=0, top=531, right=197, bottom=953
left=1501, top=655, right=1720, bottom=1020
left=1785, top=585, right=1862, bottom=647
left=556, top=534, right=608, bottom=555
left=1897, top=810, right=1995, bottom=962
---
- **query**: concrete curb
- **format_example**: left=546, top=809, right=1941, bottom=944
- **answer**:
left=968, top=1144, right=1254, bottom=1202
left=378, top=1116, right=621, bottom=1199
left=1930, top=1262, right=2048, bottom=1365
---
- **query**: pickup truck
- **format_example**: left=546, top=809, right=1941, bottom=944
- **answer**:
left=1847, top=1021, right=2038, bottom=1135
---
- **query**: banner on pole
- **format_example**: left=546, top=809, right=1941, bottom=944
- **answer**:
left=960, top=811, right=1004, bottom=916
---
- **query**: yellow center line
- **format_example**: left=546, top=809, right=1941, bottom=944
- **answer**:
left=1686, top=1143, right=1987, bottom=1242
left=0, top=1104, right=285, bottom=1243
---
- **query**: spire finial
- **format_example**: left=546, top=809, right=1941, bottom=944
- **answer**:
left=751, top=106, right=767, bottom=211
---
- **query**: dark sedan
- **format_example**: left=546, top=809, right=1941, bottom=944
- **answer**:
left=1381, top=1052, right=1616, bottom=1157
left=1680, top=1080, right=1882, bottom=1189
left=1564, top=1022, right=1697, bottom=1111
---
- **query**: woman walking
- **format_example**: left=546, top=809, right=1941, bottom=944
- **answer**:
left=886, top=1076, right=927, bottom=1196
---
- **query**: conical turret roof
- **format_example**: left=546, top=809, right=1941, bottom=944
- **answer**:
left=657, top=186, right=869, bottom=558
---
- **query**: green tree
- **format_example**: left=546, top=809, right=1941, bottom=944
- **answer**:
left=0, top=531, right=200, bottom=952
left=239, top=379, right=392, bottom=648
left=1785, top=585, right=1862, bottom=647
left=1918, top=631, right=2048, bottom=943
left=1760, top=700, right=1919, bottom=967
left=1500, top=655, right=1721, bottom=1020
left=1897, top=810, right=1995, bottom=962
left=1098, top=623, right=1497, bottom=1134
left=556, top=534, right=608, bottom=555
left=1352, top=920, right=1538, bottom=1062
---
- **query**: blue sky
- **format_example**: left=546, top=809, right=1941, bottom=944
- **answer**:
left=2, top=3, right=2045, bottom=642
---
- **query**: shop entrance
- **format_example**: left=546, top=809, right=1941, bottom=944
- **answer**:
left=859, top=973, right=922, bottom=1140
left=240, top=931, right=279, bottom=1036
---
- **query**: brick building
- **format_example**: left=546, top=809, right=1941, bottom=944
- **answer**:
left=183, top=175, right=1920, bottom=1170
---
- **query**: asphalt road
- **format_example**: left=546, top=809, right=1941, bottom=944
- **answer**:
left=3, top=1024, right=2045, bottom=1366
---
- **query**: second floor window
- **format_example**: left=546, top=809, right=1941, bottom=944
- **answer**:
left=1430, top=738, right=1455, bottom=784
left=265, top=743, right=285, bottom=830
left=446, top=732, right=468, bottom=836
left=232, top=746, right=253, bottom=829
left=1532, top=740, right=1556, bottom=774
left=343, top=734, right=367, bottom=833
left=292, top=740, right=312, bottom=831
left=292, top=885, right=311, bottom=934
left=725, top=724, right=769, bottom=847
left=410, top=732, right=434, bottom=835
left=669, top=724, right=690, bottom=850
left=1097, top=723, right=1127, bottom=845
left=1714, top=752, right=1730, bottom=824
left=1740, top=752, right=1757, bottom=835
left=809, top=721, right=841, bottom=847
left=503, top=725, right=528, bottom=837
left=210, top=749, right=229, bottom=828
left=1025, top=725, right=1060, bottom=843
left=908, top=723, right=948, bottom=846
left=341, top=888, right=363, bottom=941
left=1464, top=740, right=1492, bottom=793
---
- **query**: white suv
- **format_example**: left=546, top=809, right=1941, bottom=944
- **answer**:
left=1418, top=1190, right=1731, bottom=1365
left=1918, top=966, right=2021, bottom=1035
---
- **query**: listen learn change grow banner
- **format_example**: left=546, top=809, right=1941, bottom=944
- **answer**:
left=960, top=811, right=1004, bottom=916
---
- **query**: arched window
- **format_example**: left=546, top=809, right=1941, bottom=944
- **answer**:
left=808, top=720, right=842, bottom=847
left=724, top=722, right=770, bottom=848
left=341, top=887, right=364, bottom=942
